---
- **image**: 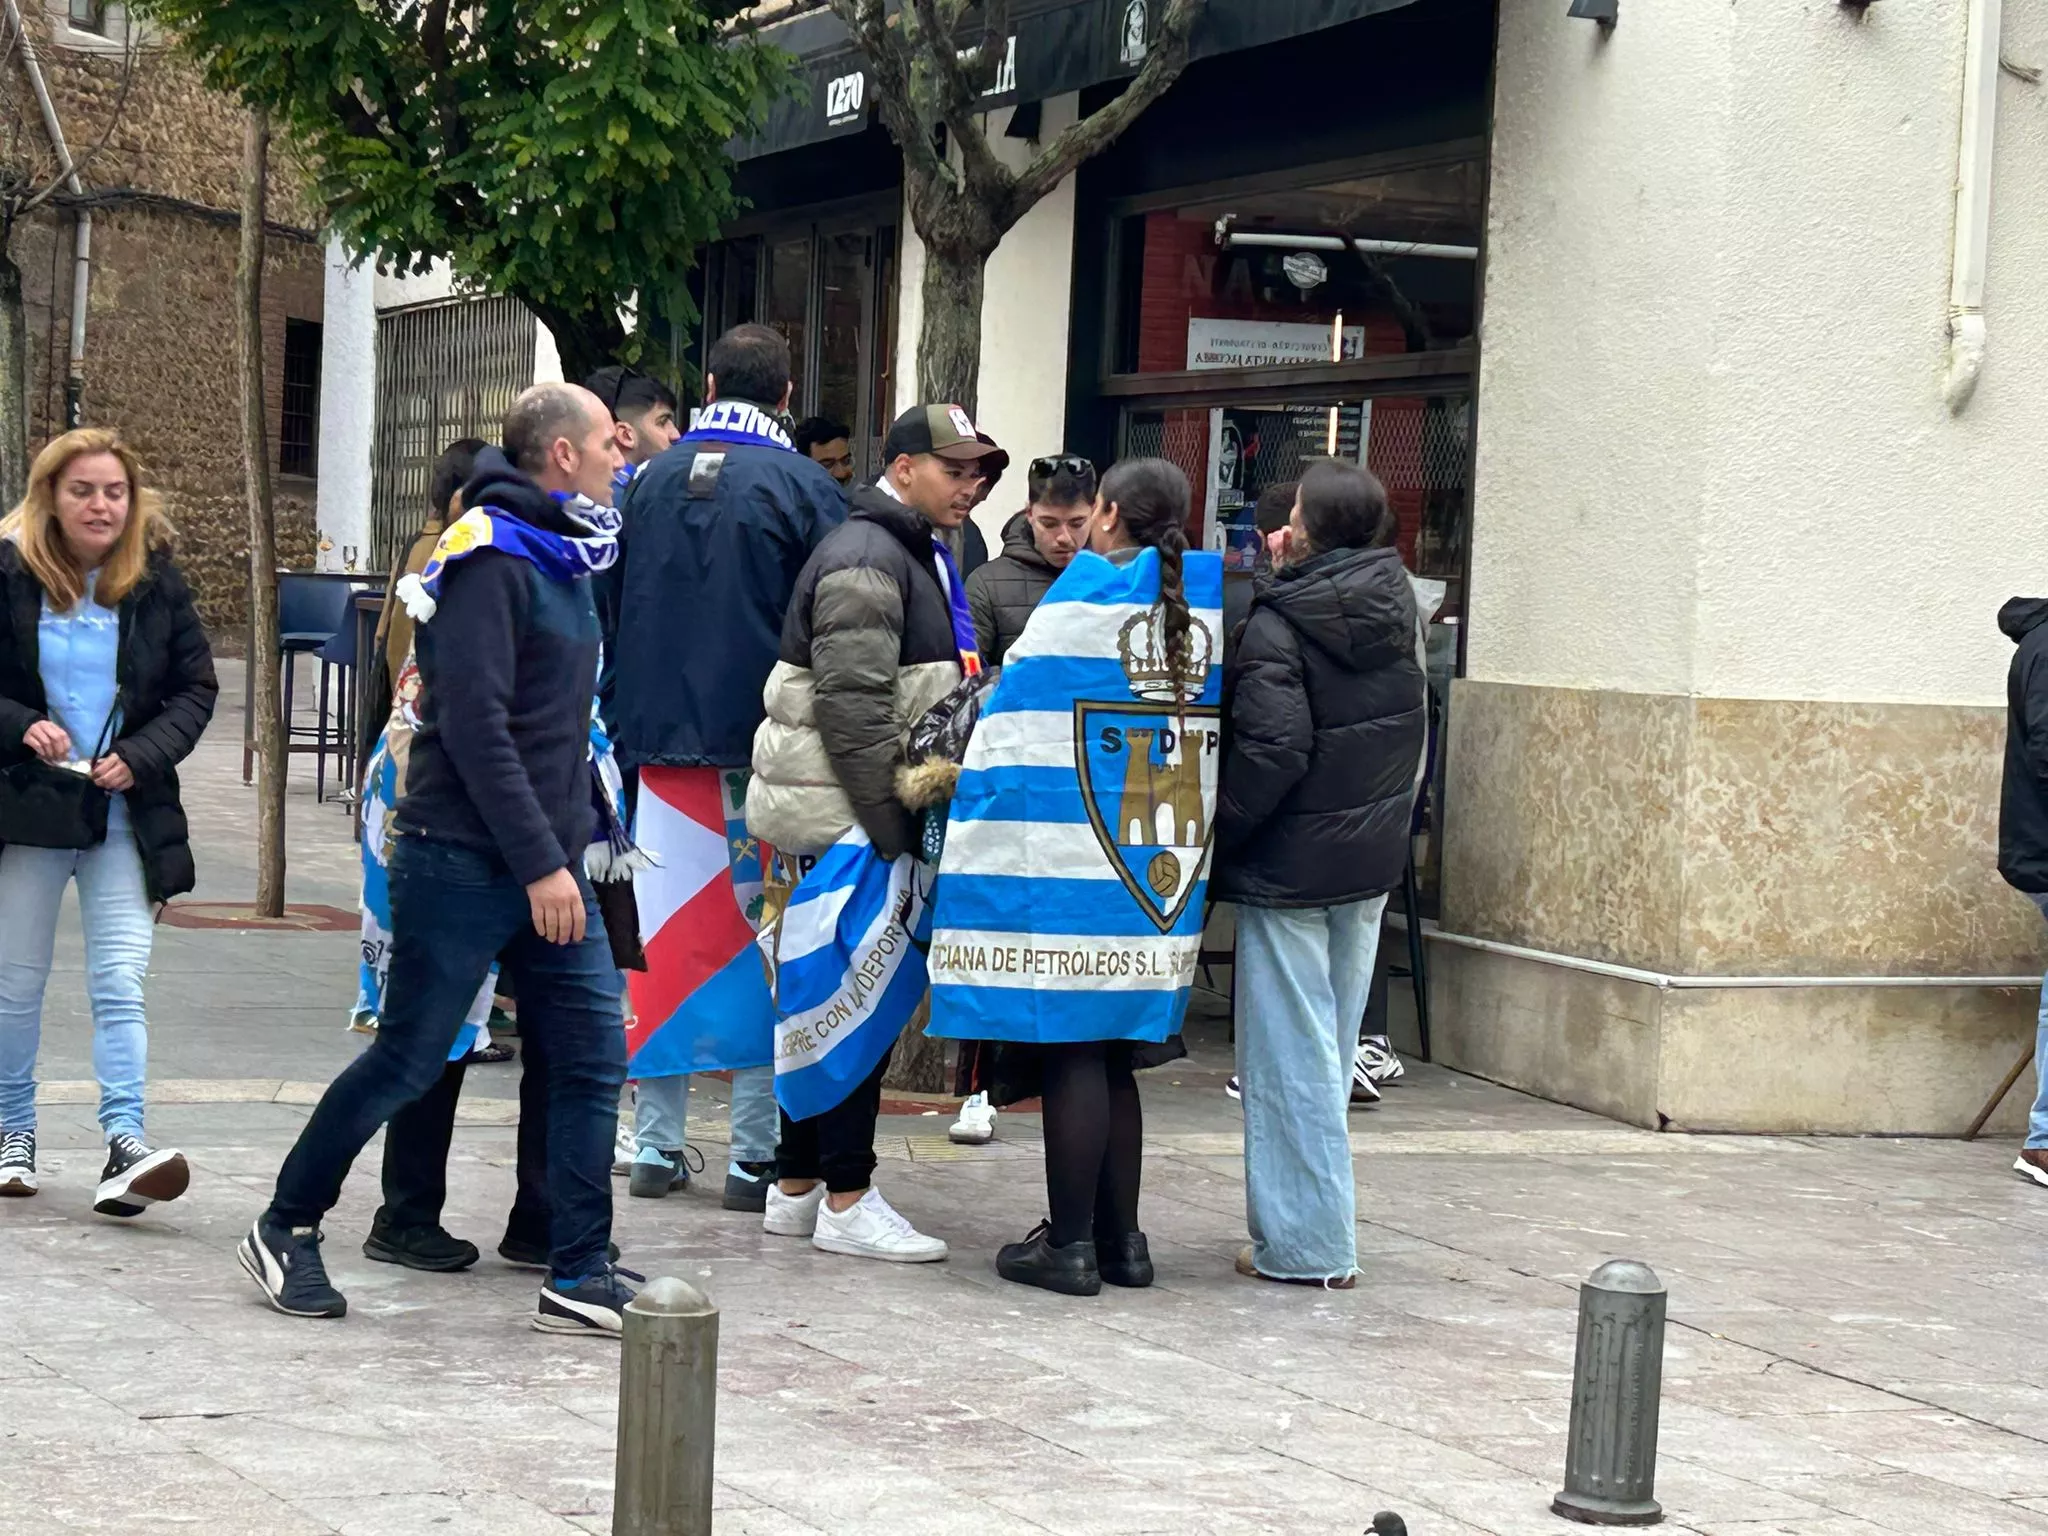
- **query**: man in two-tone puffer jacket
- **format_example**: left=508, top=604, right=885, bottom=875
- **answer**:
left=747, top=402, right=1003, bottom=1264
left=748, top=403, right=999, bottom=862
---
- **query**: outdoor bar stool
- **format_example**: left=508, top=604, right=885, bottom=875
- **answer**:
left=313, top=618, right=359, bottom=804
left=268, top=574, right=352, bottom=795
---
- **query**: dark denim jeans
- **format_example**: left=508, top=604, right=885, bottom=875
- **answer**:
left=269, top=836, right=624, bottom=1281
left=376, top=1054, right=551, bottom=1249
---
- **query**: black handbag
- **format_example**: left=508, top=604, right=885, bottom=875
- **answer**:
left=0, top=703, right=120, bottom=850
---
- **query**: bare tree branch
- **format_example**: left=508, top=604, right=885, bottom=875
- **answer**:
left=826, top=0, right=943, bottom=181
left=904, top=0, right=1013, bottom=203
left=1014, top=0, right=1206, bottom=208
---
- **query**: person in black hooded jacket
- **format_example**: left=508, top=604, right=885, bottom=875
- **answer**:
left=1214, top=459, right=1424, bottom=1287
left=1995, top=596, right=2048, bottom=1189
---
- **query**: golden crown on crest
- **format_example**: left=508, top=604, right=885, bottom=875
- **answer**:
left=1117, top=607, right=1215, bottom=703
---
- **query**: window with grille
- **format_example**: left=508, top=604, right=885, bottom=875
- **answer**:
left=369, top=295, right=536, bottom=568
left=279, top=318, right=322, bottom=478
left=68, top=0, right=108, bottom=34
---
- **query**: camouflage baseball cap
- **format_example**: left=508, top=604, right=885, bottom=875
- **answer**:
left=882, top=403, right=1002, bottom=465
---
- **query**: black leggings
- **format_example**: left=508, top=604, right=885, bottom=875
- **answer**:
left=1040, top=1041, right=1142, bottom=1249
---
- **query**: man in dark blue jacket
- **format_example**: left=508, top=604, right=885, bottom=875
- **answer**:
left=243, top=383, right=637, bottom=1335
left=604, top=324, right=845, bottom=1213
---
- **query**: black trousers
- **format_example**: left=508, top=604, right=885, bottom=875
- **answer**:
left=377, top=1044, right=550, bottom=1247
left=775, top=1046, right=892, bottom=1194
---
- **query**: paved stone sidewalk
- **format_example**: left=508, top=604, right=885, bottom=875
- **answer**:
left=5, top=664, right=2048, bottom=1534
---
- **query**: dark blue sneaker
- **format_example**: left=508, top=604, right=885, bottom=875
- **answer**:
left=238, top=1216, right=347, bottom=1318
left=533, top=1265, right=639, bottom=1336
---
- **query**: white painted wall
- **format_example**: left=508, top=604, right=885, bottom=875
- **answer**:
left=895, top=94, right=1081, bottom=549
left=1470, top=2, right=2048, bottom=706
left=372, top=259, right=459, bottom=310
left=313, top=238, right=376, bottom=572
left=533, top=323, right=564, bottom=386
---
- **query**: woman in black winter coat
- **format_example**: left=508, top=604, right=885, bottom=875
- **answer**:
left=1213, top=459, right=1423, bottom=1289
left=0, top=429, right=218, bottom=1218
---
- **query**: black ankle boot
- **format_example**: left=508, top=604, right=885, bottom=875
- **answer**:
left=997, top=1221, right=1101, bottom=1297
left=1098, top=1231, right=1154, bottom=1288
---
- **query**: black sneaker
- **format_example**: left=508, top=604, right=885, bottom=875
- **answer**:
left=997, top=1221, right=1102, bottom=1297
left=94, top=1134, right=190, bottom=1217
left=238, top=1217, right=347, bottom=1318
left=363, top=1220, right=480, bottom=1272
left=498, top=1234, right=621, bottom=1271
left=0, top=1130, right=36, bottom=1197
left=1098, top=1231, right=1155, bottom=1289
left=628, top=1147, right=689, bottom=1200
left=534, top=1266, right=639, bottom=1335
left=722, top=1159, right=775, bottom=1213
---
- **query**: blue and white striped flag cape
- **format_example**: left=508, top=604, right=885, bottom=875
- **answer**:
left=926, top=547, right=1224, bottom=1046
left=759, top=827, right=933, bottom=1120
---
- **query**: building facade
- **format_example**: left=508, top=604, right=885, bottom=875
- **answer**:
left=299, top=1, right=2048, bottom=1135
left=3, top=2, right=326, bottom=629
left=694, top=0, right=2048, bottom=1136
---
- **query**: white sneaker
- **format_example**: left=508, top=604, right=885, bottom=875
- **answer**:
left=949, top=1092, right=997, bottom=1145
left=763, top=1181, right=827, bottom=1237
left=1358, top=1035, right=1406, bottom=1085
left=811, top=1188, right=948, bottom=1263
left=611, top=1117, right=636, bottom=1178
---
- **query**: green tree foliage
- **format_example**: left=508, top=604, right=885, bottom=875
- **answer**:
left=133, top=0, right=792, bottom=378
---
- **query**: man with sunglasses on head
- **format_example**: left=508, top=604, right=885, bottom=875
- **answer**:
left=587, top=367, right=683, bottom=495
left=966, top=454, right=1097, bottom=669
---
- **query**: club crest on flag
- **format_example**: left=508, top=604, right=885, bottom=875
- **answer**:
left=1075, top=701, right=1220, bottom=933
left=1077, top=600, right=1219, bottom=932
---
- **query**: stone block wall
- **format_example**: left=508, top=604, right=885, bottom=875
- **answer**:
left=3, top=12, right=326, bottom=631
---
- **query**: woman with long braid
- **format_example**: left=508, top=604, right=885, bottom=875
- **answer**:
left=929, top=458, right=1224, bottom=1296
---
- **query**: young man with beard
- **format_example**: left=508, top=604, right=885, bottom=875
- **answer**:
left=747, top=403, right=1004, bottom=1262
left=241, top=383, right=638, bottom=1334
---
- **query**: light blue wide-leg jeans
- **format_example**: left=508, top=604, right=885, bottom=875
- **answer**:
left=1235, top=894, right=1387, bottom=1280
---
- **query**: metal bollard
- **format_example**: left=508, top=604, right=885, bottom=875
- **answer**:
left=1553, top=1260, right=1665, bottom=1527
left=614, top=1277, right=719, bottom=1536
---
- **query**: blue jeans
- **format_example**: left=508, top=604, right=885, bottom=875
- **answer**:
left=269, top=837, right=626, bottom=1282
left=0, top=835, right=154, bottom=1140
left=1234, top=895, right=1388, bottom=1280
left=635, top=1066, right=778, bottom=1165
left=2029, top=896, right=2048, bottom=1149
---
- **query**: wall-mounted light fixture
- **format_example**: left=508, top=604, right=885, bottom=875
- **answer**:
left=1568, top=0, right=1618, bottom=26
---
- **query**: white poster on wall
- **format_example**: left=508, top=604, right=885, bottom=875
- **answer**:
left=1186, top=316, right=1365, bottom=371
left=1185, top=318, right=1372, bottom=549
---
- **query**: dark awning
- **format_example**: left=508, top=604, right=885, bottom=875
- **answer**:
left=733, top=0, right=1426, bottom=161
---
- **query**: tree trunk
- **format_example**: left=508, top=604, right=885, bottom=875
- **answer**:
left=0, top=248, right=29, bottom=511
left=524, top=295, right=629, bottom=385
left=916, top=243, right=988, bottom=417
left=883, top=995, right=950, bottom=1097
left=238, top=108, right=287, bottom=918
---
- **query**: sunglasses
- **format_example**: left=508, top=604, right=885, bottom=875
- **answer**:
left=1029, top=455, right=1096, bottom=481
left=602, top=366, right=643, bottom=419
